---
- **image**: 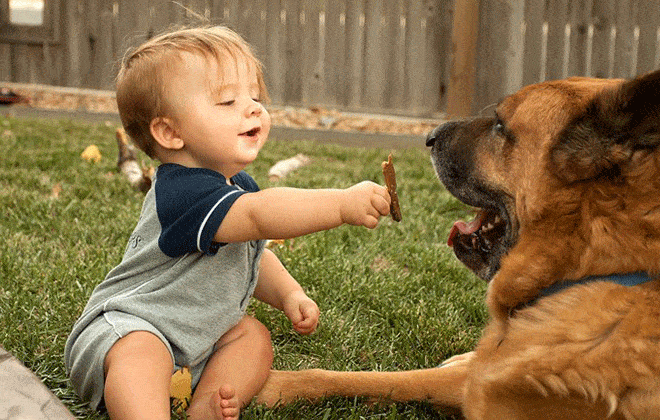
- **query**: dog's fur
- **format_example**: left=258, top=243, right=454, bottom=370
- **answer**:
left=256, top=71, right=660, bottom=419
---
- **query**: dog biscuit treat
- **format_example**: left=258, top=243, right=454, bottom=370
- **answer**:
left=382, top=154, right=402, bottom=222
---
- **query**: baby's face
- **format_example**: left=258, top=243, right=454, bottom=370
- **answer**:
left=163, top=52, right=271, bottom=178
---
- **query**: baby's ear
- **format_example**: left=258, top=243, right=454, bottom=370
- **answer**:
left=150, top=117, right=184, bottom=151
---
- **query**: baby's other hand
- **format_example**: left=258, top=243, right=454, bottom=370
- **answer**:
left=341, top=181, right=391, bottom=229
left=283, top=290, right=320, bottom=335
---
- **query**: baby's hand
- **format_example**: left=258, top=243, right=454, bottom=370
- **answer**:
left=340, top=181, right=391, bottom=229
left=283, top=290, right=320, bottom=335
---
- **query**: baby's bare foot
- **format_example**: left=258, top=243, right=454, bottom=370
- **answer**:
left=211, top=384, right=240, bottom=420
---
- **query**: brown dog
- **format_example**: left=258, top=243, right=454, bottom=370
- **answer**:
left=256, top=70, right=660, bottom=419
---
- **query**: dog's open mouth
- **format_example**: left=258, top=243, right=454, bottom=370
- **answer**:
left=448, top=209, right=506, bottom=251
left=447, top=208, right=509, bottom=280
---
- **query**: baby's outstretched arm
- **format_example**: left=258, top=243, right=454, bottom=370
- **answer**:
left=215, top=181, right=390, bottom=243
left=254, top=249, right=320, bottom=334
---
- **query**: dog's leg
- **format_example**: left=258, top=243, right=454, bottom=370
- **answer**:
left=485, top=237, right=571, bottom=326
left=255, top=360, right=469, bottom=410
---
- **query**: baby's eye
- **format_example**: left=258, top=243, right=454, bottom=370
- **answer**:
left=217, top=100, right=235, bottom=106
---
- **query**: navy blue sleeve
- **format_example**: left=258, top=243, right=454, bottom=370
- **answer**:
left=154, top=165, right=259, bottom=257
left=232, top=171, right=260, bottom=192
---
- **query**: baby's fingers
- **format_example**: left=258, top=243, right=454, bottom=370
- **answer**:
left=372, top=189, right=391, bottom=216
left=294, top=317, right=318, bottom=335
left=295, top=304, right=319, bottom=334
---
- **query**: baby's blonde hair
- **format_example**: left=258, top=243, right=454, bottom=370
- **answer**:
left=116, top=26, right=268, bottom=158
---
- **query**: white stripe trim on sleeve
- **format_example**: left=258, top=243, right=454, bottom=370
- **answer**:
left=197, top=190, right=242, bottom=252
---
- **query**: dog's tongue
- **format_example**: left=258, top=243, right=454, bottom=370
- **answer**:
left=448, top=212, right=485, bottom=247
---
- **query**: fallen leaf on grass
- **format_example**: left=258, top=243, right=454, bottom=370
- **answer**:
left=81, top=145, right=102, bottom=163
left=267, top=239, right=286, bottom=248
left=370, top=255, right=392, bottom=272
left=170, top=366, right=192, bottom=411
left=268, top=154, right=311, bottom=181
left=116, top=128, right=153, bottom=192
left=51, top=183, right=62, bottom=199
left=266, top=238, right=296, bottom=251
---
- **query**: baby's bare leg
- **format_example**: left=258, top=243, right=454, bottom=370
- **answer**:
left=187, top=315, right=273, bottom=420
left=103, top=331, right=174, bottom=420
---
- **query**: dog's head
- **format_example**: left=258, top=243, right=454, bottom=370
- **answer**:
left=427, top=71, right=660, bottom=281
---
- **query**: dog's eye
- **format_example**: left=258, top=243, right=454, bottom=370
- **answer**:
left=493, top=119, right=506, bottom=135
left=492, top=116, right=516, bottom=145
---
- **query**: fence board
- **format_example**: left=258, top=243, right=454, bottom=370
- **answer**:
left=612, top=0, right=637, bottom=78
left=545, top=0, right=569, bottom=80
left=151, top=0, right=178, bottom=34
left=363, top=0, right=387, bottom=109
left=589, top=0, right=616, bottom=78
left=447, top=0, right=478, bottom=117
left=62, top=0, right=83, bottom=87
left=475, top=0, right=507, bottom=110
left=94, top=1, right=117, bottom=89
left=384, top=0, right=404, bottom=110
left=0, top=44, right=10, bottom=80
left=405, top=0, right=425, bottom=112
left=325, top=0, right=346, bottom=107
left=636, top=0, right=660, bottom=75
left=566, top=0, right=591, bottom=77
left=521, top=0, right=544, bottom=85
left=210, top=0, right=224, bottom=24
left=246, top=0, right=269, bottom=64
left=284, top=0, right=303, bottom=104
left=345, top=0, right=364, bottom=109
left=300, top=0, right=323, bottom=105
left=263, top=0, right=285, bottom=104
left=424, top=0, right=450, bottom=113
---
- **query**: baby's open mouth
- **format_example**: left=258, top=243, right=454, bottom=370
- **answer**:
left=241, top=127, right=261, bottom=137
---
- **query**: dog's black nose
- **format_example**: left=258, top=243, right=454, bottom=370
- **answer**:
left=425, top=126, right=441, bottom=147
left=425, top=130, right=437, bottom=147
left=425, top=121, right=460, bottom=148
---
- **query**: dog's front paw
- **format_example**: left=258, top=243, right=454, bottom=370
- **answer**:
left=486, top=279, right=519, bottom=320
left=440, top=351, right=475, bottom=368
left=487, top=269, right=546, bottom=314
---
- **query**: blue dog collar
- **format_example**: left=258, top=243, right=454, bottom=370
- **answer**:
left=539, top=272, right=654, bottom=299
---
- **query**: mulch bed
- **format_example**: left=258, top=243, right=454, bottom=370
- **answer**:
left=2, top=84, right=444, bottom=137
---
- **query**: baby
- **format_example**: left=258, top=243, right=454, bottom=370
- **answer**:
left=64, top=26, right=391, bottom=420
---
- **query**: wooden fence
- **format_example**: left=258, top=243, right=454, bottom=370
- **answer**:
left=473, top=0, right=660, bottom=115
left=1, top=0, right=660, bottom=117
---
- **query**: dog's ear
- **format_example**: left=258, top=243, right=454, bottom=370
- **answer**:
left=550, top=70, right=660, bottom=182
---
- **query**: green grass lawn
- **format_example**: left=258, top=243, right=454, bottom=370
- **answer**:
left=0, top=115, right=487, bottom=419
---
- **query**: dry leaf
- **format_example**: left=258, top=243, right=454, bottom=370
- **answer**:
left=268, top=154, right=311, bottom=181
left=51, top=183, right=62, bottom=199
left=266, top=239, right=286, bottom=248
left=81, top=145, right=102, bottom=163
left=370, top=255, right=392, bottom=272
left=170, top=366, right=192, bottom=411
left=116, top=129, right=153, bottom=192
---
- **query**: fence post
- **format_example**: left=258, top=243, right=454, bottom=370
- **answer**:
left=446, top=0, right=479, bottom=118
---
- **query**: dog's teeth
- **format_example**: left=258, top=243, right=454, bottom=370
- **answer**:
left=485, top=223, right=494, bottom=231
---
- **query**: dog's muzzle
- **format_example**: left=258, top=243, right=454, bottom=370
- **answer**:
left=425, top=122, right=462, bottom=148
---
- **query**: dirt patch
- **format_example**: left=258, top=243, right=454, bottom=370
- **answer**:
left=2, top=83, right=444, bottom=137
